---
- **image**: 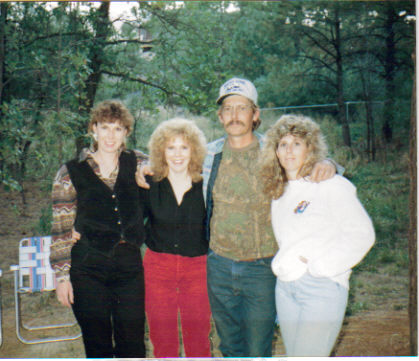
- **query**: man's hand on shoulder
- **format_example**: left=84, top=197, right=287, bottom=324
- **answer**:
left=309, top=159, right=336, bottom=182
left=136, top=164, right=153, bottom=189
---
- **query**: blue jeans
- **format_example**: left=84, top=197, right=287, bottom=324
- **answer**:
left=275, top=272, right=348, bottom=356
left=207, top=250, right=276, bottom=357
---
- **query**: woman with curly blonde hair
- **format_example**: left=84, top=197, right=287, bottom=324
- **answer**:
left=260, top=114, right=328, bottom=200
left=260, top=114, right=375, bottom=356
left=148, top=118, right=206, bottom=182
left=140, top=118, right=211, bottom=357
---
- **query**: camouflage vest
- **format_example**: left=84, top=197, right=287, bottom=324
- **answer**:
left=209, top=138, right=277, bottom=260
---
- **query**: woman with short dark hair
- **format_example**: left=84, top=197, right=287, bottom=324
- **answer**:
left=50, top=100, right=147, bottom=358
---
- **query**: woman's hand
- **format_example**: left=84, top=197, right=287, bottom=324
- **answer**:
left=135, top=164, right=153, bottom=189
left=56, top=280, right=74, bottom=308
left=72, top=228, right=81, bottom=242
left=309, top=160, right=336, bottom=182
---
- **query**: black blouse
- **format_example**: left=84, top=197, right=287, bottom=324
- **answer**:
left=140, top=176, right=208, bottom=257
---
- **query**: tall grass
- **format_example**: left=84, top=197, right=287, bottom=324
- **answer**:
left=315, top=116, right=410, bottom=316
left=318, top=116, right=410, bottom=273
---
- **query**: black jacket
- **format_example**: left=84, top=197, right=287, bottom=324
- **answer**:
left=66, top=150, right=145, bottom=254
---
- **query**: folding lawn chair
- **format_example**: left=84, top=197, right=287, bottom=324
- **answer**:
left=10, top=236, right=81, bottom=344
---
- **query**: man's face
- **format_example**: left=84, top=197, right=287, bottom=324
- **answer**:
left=218, top=95, right=259, bottom=138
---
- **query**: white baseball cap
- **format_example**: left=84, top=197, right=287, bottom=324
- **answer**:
left=216, top=77, right=258, bottom=105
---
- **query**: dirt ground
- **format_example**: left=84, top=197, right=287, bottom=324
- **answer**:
left=0, top=182, right=412, bottom=358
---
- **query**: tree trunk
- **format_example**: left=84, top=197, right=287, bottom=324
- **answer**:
left=76, top=1, right=111, bottom=154
left=360, top=70, right=375, bottom=161
left=365, top=100, right=375, bottom=161
left=18, top=140, right=31, bottom=205
left=56, top=25, right=64, bottom=164
left=0, top=2, right=7, bottom=108
left=382, top=3, right=397, bottom=143
left=408, top=51, right=417, bottom=356
left=334, top=5, right=351, bottom=147
left=0, top=3, right=7, bottom=180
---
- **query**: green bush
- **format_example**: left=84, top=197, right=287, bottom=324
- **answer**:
left=33, top=205, right=52, bottom=236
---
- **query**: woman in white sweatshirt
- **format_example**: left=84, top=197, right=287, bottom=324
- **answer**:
left=259, top=114, right=375, bottom=356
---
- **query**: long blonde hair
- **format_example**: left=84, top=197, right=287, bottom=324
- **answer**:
left=259, top=114, right=328, bottom=199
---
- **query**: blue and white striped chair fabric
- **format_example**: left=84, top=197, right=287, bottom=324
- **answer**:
left=16, top=236, right=56, bottom=292
left=10, top=236, right=81, bottom=344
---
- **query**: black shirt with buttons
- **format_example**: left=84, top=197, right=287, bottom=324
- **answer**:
left=140, top=176, right=208, bottom=257
left=111, top=194, right=120, bottom=222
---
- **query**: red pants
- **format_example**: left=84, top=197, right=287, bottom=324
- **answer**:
left=144, top=248, right=211, bottom=357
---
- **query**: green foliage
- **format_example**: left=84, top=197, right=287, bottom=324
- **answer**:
left=33, top=205, right=53, bottom=236
left=3, top=1, right=413, bottom=169
left=0, top=100, right=36, bottom=186
left=0, top=3, right=413, bottom=301
left=0, top=100, right=80, bottom=187
left=0, top=170, right=22, bottom=192
left=345, top=299, right=369, bottom=317
left=349, top=152, right=409, bottom=276
left=313, top=116, right=410, bottom=280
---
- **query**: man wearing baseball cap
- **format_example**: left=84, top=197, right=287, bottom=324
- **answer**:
left=136, top=77, right=338, bottom=356
left=203, top=77, right=337, bottom=357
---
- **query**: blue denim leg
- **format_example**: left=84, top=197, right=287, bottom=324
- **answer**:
left=275, top=272, right=348, bottom=356
left=207, top=250, right=276, bottom=357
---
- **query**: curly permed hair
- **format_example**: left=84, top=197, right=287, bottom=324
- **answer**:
left=88, top=100, right=134, bottom=151
left=148, top=118, right=207, bottom=182
left=259, top=114, right=328, bottom=199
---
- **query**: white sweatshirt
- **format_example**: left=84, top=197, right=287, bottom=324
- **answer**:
left=271, top=175, right=375, bottom=289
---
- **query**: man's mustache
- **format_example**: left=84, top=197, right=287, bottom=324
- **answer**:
left=226, top=120, right=245, bottom=128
